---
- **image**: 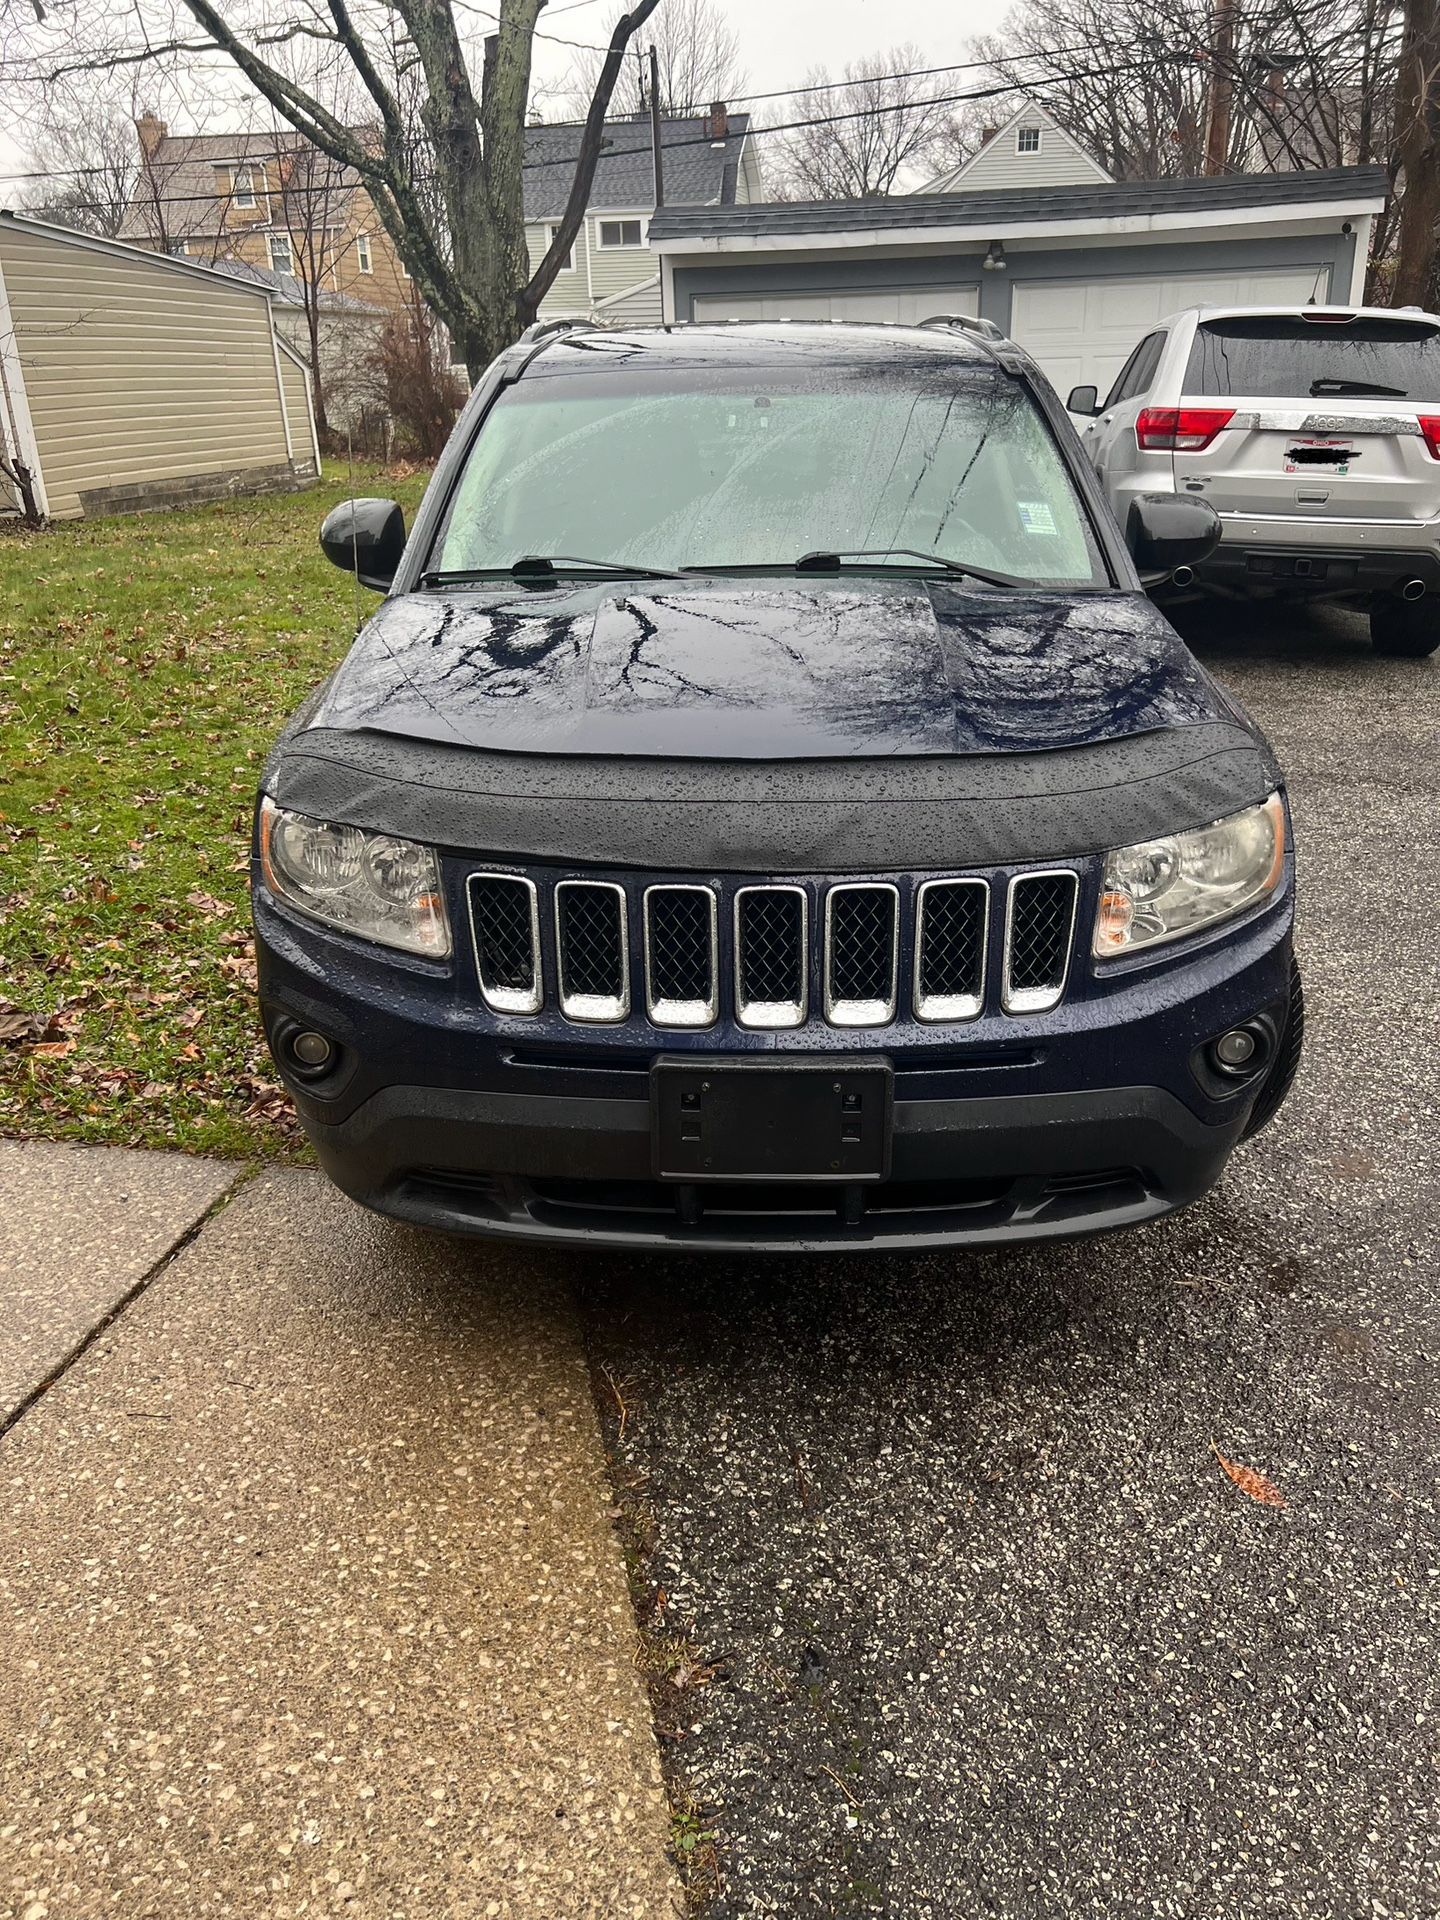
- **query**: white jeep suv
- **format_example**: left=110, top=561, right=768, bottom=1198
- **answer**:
left=1067, top=305, right=1440, bottom=656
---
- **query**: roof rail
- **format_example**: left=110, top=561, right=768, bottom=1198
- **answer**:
left=918, top=313, right=1007, bottom=341
left=516, top=315, right=597, bottom=344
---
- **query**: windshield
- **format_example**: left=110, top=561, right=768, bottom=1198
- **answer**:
left=432, top=363, right=1107, bottom=587
left=1185, top=316, right=1440, bottom=400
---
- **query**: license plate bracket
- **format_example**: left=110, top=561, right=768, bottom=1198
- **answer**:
left=652, top=1057, right=893, bottom=1182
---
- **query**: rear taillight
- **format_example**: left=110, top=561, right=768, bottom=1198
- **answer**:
left=1419, top=416, right=1440, bottom=459
left=1136, top=406, right=1236, bottom=453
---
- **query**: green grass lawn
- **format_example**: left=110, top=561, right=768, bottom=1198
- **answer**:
left=0, top=463, right=431, bottom=1160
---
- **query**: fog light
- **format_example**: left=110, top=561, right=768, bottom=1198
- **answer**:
left=289, top=1029, right=334, bottom=1070
left=1212, top=1027, right=1258, bottom=1071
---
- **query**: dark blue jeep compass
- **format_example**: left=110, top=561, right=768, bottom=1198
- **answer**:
left=252, top=318, right=1302, bottom=1250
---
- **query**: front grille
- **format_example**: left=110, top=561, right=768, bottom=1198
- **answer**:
left=644, top=885, right=718, bottom=1027
left=824, top=884, right=899, bottom=1026
left=555, top=880, right=629, bottom=1021
left=735, top=886, right=807, bottom=1028
left=1003, top=872, right=1079, bottom=1013
left=915, top=879, right=988, bottom=1022
left=465, top=863, right=1085, bottom=1028
left=467, top=875, right=541, bottom=1014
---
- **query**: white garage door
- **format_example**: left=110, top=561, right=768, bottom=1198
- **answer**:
left=1012, top=267, right=1330, bottom=401
left=691, top=286, right=980, bottom=324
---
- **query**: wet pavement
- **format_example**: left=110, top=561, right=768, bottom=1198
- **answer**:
left=0, top=1169, right=678, bottom=1920
left=578, top=604, right=1440, bottom=1916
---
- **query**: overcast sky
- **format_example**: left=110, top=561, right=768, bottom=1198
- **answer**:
left=0, top=0, right=1016, bottom=196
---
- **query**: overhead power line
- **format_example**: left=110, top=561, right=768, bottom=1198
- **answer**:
left=1, top=47, right=1210, bottom=192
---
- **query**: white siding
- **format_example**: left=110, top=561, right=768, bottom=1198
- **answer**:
left=957, top=128, right=1109, bottom=191
left=0, top=220, right=302, bottom=519
left=928, top=103, right=1111, bottom=192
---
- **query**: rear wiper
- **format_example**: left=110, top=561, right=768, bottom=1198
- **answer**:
left=419, top=553, right=683, bottom=586
left=1308, top=378, right=1407, bottom=398
left=793, top=548, right=1027, bottom=589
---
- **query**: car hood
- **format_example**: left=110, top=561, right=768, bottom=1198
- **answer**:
left=310, top=576, right=1233, bottom=758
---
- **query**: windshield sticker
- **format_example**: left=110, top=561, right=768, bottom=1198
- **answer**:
left=1017, top=500, right=1057, bottom=536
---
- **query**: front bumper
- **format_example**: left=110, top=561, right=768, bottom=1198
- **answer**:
left=255, top=860, right=1297, bottom=1253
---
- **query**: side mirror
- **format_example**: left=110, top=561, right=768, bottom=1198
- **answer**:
left=1066, top=384, right=1100, bottom=416
left=320, top=497, right=407, bottom=593
left=1125, top=492, right=1221, bottom=582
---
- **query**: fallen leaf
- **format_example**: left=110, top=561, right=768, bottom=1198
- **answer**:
left=28, top=1038, right=76, bottom=1059
left=1211, top=1440, right=1287, bottom=1509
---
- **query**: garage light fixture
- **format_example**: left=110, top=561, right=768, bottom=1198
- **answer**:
left=982, top=239, right=1007, bottom=272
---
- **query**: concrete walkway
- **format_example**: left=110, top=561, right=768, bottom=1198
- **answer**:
left=0, top=1142, right=679, bottom=1919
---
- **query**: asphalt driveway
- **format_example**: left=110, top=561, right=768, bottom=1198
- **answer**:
left=578, top=601, right=1440, bottom=1917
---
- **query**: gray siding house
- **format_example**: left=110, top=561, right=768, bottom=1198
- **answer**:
left=523, top=106, right=759, bottom=325
left=649, top=165, right=1389, bottom=402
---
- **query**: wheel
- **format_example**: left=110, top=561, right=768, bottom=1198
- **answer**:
left=1242, top=959, right=1305, bottom=1140
left=1370, top=592, right=1440, bottom=657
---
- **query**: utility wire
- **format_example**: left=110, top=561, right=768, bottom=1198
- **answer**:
left=1, top=48, right=1214, bottom=189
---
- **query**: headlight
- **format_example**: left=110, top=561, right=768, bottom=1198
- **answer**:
left=1093, top=792, right=1286, bottom=958
left=259, top=797, right=451, bottom=958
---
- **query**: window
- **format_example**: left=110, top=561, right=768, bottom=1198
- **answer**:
left=356, top=232, right=373, bottom=273
left=597, top=218, right=644, bottom=249
left=1184, top=314, right=1440, bottom=399
left=228, top=165, right=257, bottom=208
left=549, top=223, right=574, bottom=272
left=1016, top=126, right=1042, bottom=153
left=1104, top=330, right=1166, bottom=409
left=268, top=233, right=293, bottom=274
left=433, top=364, right=1105, bottom=587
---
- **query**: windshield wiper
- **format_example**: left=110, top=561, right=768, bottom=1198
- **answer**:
left=792, top=548, right=1028, bottom=589
left=1308, top=378, right=1407, bottom=398
left=419, top=554, right=683, bottom=586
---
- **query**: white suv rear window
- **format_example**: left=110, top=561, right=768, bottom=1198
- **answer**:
left=1185, top=316, right=1440, bottom=400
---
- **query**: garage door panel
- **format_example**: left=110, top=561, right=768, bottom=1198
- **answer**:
left=1013, top=266, right=1329, bottom=395
left=691, top=287, right=979, bottom=324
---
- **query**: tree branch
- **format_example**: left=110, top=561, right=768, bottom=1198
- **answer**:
left=521, top=0, right=664, bottom=308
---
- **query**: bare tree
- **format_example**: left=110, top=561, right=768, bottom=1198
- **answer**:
left=765, top=45, right=960, bottom=199
left=1392, top=0, right=1440, bottom=301
left=562, top=0, right=745, bottom=117
left=20, top=108, right=139, bottom=236
left=9, top=0, right=664, bottom=377
left=973, top=0, right=1401, bottom=181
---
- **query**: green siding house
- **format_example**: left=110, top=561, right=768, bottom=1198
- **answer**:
left=524, top=105, right=759, bottom=324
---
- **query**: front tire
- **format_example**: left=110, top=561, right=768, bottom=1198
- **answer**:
left=1370, top=592, right=1440, bottom=657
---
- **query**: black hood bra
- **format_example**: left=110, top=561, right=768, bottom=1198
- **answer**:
left=266, top=578, right=1281, bottom=872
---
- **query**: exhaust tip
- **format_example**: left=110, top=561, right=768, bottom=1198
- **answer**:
left=1170, top=564, right=1195, bottom=587
left=1401, top=578, right=1426, bottom=602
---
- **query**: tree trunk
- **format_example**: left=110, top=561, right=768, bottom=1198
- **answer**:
left=306, top=300, right=329, bottom=436
left=1394, top=0, right=1440, bottom=306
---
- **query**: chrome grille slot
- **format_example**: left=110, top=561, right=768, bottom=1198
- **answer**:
left=824, top=883, right=899, bottom=1027
left=1003, top=871, right=1079, bottom=1014
left=467, top=874, right=541, bottom=1015
left=735, top=885, right=807, bottom=1028
left=644, top=885, right=718, bottom=1028
left=915, top=879, right=988, bottom=1022
left=556, top=880, right=629, bottom=1022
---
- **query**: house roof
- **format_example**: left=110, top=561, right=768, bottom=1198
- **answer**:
left=648, top=165, right=1390, bottom=245
left=522, top=112, right=752, bottom=219
left=211, top=253, right=384, bottom=315
left=117, top=130, right=366, bottom=245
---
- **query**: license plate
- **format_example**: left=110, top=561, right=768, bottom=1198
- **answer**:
left=1285, top=439, right=1353, bottom=474
left=652, top=1058, right=892, bottom=1182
